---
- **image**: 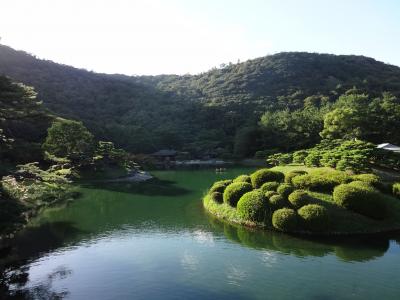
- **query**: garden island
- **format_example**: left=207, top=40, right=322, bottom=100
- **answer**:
left=204, top=161, right=400, bottom=235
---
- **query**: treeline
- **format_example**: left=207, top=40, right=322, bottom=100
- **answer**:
left=0, top=76, right=136, bottom=235
left=2, top=45, right=400, bottom=156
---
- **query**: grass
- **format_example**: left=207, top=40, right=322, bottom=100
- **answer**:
left=204, top=166, right=400, bottom=236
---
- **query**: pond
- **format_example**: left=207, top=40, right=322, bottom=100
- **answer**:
left=1, top=168, right=400, bottom=299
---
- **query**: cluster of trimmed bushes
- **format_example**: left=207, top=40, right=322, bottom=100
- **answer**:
left=205, top=167, right=391, bottom=234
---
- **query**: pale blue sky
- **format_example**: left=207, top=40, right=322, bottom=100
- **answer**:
left=0, top=0, right=399, bottom=75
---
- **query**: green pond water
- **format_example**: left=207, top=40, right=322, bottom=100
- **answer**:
left=1, top=168, right=400, bottom=299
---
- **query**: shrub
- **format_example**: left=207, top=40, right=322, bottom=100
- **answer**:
left=292, top=150, right=308, bottom=164
left=250, top=169, right=284, bottom=188
left=269, top=194, right=288, bottom=210
left=348, top=180, right=375, bottom=191
left=298, top=204, right=330, bottom=231
left=351, top=174, right=380, bottom=186
left=272, top=208, right=299, bottom=232
left=209, top=180, right=232, bottom=194
left=393, top=183, right=400, bottom=198
left=260, top=181, right=280, bottom=193
left=264, top=191, right=279, bottom=199
left=292, top=169, right=351, bottom=192
left=277, top=184, right=294, bottom=198
left=284, top=170, right=308, bottom=184
left=233, top=175, right=251, bottom=183
left=237, top=190, right=267, bottom=222
left=333, top=184, right=386, bottom=220
left=210, top=192, right=223, bottom=203
left=288, top=190, right=311, bottom=208
left=267, top=153, right=292, bottom=166
left=304, top=151, right=322, bottom=167
left=223, top=182, right=253, bottom=207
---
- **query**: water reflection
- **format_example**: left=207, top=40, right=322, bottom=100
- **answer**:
left=208, top=217, right=394, bottom=262
left=0, top=222, right=82, bottom=299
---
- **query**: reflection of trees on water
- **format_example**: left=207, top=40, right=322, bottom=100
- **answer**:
left=209, top=217, right=396, bottom=262
left=0, top=221, right=82, bottom=299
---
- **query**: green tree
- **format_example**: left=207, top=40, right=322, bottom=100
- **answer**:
left=43, top=120, right=94, bottom=164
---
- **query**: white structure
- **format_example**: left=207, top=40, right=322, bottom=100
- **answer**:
left=377, top=143, right=400, bottom=153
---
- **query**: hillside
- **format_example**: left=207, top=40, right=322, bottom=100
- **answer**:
left=1, top=44, right=400, bottom=155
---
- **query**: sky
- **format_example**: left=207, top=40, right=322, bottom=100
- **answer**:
left=0, top=0, right=399, bottom=75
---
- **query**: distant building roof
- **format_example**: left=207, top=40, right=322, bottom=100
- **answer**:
left=152, top=149, right=178, bottom=156
left=377, top=143, right=400, bottom=152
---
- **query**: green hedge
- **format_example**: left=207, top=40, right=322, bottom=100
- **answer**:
left=292, top=169, right=351, bottom=192
left=237, top=190, right=267, bottom=222
left=210, top=192, right=223, bottom=203
left=269, top=194, right=288, bottom=210
left=351, top=174, right=380, bottom=186
left=250, top=169, right=284, bottom=188
left=272, top=208, right=299, bottom=232
left=233, top=175, right=251, bottom=183
left=277, top=184, right=294, bottom=198
left=298, top=204, right=329, bottom=231
left=284, top=170, right=307, bottom=184
left=223, top=182, right=253, bottom=207
left=209, top=180, right=232, bottom=194
left=260, top=181, right=280, bottom=193
left=288, top=190, right=311, bottom=208
left=264, top=191, right=279, bottom=199
left=333, top=184, right=386, bottom=220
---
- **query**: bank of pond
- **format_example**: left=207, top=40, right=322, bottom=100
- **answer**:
left=203, top=167, right=400, bottom=235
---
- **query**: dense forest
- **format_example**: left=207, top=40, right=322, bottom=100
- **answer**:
left=1, top=44, right=400, bottom=157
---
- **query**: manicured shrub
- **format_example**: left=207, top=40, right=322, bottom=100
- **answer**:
left=250, top=169, right=284, bottom=188
left=277, top=184, right=294, bottom=198
left=348, top=180, right=375, bottom=191
left=264, top=191, right=279, bottom=199
left=333, top=184, right=386, bottom=220
left=233, top=175, right=251, bottom=183
left=393, top=183, right=400, bottom=198
left=209, top=180, right=232, bottom=194
left=304, top=151, right=322, bottom=167
left=284, top=170, right=308, bottom=184
left=237, top=190, right=267, bottom=222
left=269, top=194, right=288, bottom=210
left=272, top=208, right=299, bottom=232
left=260, top=181, right=280, bottom=193
left=210, top=192, right=223, bottom=203
left=298, top=204, right=329, bottom=231
left=288, top=190, right=311, bottom=208
left=292, top=169, right=351, bottom=192
left=351, top=174, right=380, bottom=186
left=223, top=182, right=253, bottom=207
left=292, top=150, right=308, bottom=164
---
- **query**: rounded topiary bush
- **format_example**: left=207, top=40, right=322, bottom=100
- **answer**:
left=351, top=174, right=380, bottom=187
left=269, top=194, right=288, bottom=210
left=223, top=182, right=253, bottom=207
left=333, top=184, right=386, bottom=220
left=288, top=190, right=311, bottom=208
left=237, top=190, right=267, bottom=222
left=298, top=204, right=329, bottom=231
left=393, top=183, right=400, bottom=198
left=209, top=180, right=232, bottom=194
left=292, top=169, right=352, bottom=192
left=265, top=191, right=279, bottom=199
left=210, top=192, right=223, bottom=203
left=272, top=208, right=299, bottom=232
left=260, top=181, right=280, bottom=193
left=250, top=169, right=284, bottom=188
left=233, top=175, right=251, bottom=184
left=348, top=180, right=375, bottom=191
left=277, top=184, right=294, bottom=198
left=284, top=170, right=308, bottom=184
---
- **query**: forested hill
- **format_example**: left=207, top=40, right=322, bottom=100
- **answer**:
left=1, top=44, right=400, bottom=155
